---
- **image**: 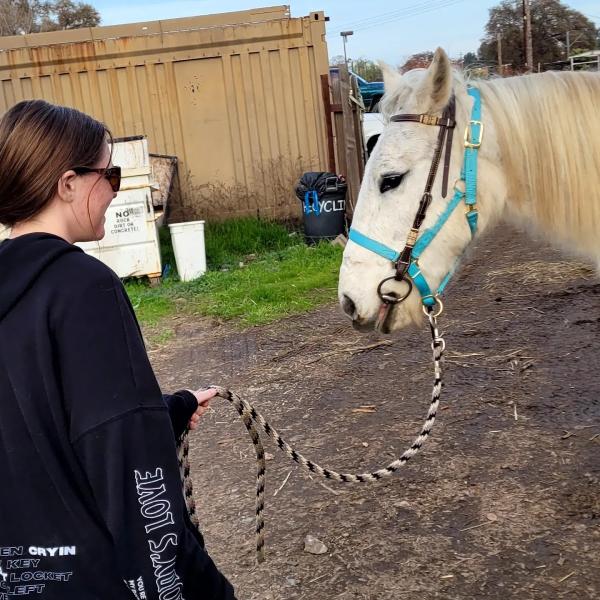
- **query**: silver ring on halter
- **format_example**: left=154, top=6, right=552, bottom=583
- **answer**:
left=423, top=296, right=444, bottom=318
left=377, top=275, right=413, bottom=304
left=453, top=178, right=466, bottom=194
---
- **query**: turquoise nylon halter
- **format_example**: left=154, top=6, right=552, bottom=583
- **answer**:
left=348, top=87, right=483, bottom=308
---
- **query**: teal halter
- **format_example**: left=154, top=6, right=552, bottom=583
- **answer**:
left=349, top=87, right=483, bottom=313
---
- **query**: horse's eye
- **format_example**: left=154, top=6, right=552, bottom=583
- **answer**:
left=380, top=172, right=406, bottom=194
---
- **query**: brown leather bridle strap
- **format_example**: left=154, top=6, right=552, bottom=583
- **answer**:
left=441, top=98, right=456, bottom=198
left=388, top=97, right=456, bottom=281
left=390, top=114, right=454, bottom=128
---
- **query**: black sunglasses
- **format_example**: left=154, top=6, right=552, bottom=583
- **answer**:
left=72, top=166, right=122, bottom=193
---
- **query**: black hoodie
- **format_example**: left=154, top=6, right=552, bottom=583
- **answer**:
left=0, top=233, right=235, bottom=600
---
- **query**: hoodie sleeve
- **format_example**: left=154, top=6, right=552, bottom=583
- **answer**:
left=163, top=390, right=199, bottom=440
left=50, top=255, right=235, bottom=600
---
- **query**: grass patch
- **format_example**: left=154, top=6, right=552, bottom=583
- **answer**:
left=126, top=284, right=175, bottom=326
left=125, top=242, right=342, bottom=328
left=190, top=243, right=341, bottom=325
left=203, top=218, right=299, bottom=269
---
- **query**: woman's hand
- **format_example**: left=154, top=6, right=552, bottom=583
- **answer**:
left=188, top=387, right=218, bottom=430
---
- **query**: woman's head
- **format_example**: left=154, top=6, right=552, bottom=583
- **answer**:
left=0, top=100, right=119, bottom=242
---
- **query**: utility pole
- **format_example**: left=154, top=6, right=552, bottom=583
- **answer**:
left=522, top=0, right=533, bottom=73
left=566, top=30, right=570, bottom=58
left=340, top=31, right=353, bottom=68
left=497, top=31, right=503, bottom=75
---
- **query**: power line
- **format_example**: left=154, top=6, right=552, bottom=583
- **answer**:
left=328, top=0, right=465, bottom=35
left=327, top=0, right=467, bottom=37
left=328, top=0, right=455, bottom=32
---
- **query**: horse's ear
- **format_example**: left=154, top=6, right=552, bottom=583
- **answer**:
left=417, top=48, right=453, bottom=113
left=379, top=61, right=402, bottom=93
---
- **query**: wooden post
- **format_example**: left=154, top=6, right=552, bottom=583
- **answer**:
left=350, top=73, right=366, bottom=184
left=338, top=65, right=363, bottom=212
left=522, top=0, right=533, bottom=73
left=329, top=68, right=346, bottom=179
left=320, top=74, right=336, bottom=174
left=329, top=66, right=365, bottom=216
left=497, top=32, right=503, bottom=76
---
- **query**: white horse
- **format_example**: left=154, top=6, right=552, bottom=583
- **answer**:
left=339, top=48, right=600, bottom=333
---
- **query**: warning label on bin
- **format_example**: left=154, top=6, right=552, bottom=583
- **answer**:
left=104, top=204, right=147, bottom=244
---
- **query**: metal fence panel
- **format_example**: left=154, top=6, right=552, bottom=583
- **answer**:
left=0, top=7, right=330, bottom=220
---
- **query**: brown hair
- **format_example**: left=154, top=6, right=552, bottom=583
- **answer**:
left=0, top=100, right=111, bottom=227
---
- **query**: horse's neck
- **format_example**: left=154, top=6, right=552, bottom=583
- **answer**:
left=476, top=74, right=600, bottom=266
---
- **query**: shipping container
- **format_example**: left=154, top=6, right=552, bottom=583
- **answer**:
left=0, top=6, right=331, bottom=221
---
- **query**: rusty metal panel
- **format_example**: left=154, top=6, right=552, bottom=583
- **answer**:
left=0, top=7, right=328, bottom=220
left=0, top=6, right=290, bottom=49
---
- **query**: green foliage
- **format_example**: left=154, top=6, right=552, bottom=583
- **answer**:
left=188, top=243, right=342, bottom=325
left=202, top=218, right=299, bottom=269
left=51, top=0, right=99, bottom=29
left=351, top=57, right=383, bottom=82
left=0, top=0, right=100, bottom=36
left=463, top=52, right=479, bottom=67
left=125, top=243, right=343, bottom=329
left=478, top=0, right=598, bottom=70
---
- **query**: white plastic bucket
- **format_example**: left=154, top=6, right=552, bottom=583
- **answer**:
left=168, top=220, right=207, bottom=282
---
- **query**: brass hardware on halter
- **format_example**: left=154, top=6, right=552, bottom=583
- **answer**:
left=406, top=228, right=419, bottom=247
left=464, top=120, right=484, bottom=148
left=420, top=114, right=439, bottom=126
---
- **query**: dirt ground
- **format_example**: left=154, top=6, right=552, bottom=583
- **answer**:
left=150, top=223, right=600, bottom=600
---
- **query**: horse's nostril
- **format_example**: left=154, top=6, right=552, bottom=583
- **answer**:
left=341, top=294, right=356, bottom=317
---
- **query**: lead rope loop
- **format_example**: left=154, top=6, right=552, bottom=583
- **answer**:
left=177, top=314, right=445, bottom=563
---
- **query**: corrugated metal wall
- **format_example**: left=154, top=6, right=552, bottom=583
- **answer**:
left=0, top=6, right=330, bottom=220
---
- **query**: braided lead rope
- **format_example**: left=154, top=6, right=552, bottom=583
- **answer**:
left=177, top=408, right=268, bottom=561
left=177, top=432, right=199, bottom=529
left=178, top=311, right=445, bottom=563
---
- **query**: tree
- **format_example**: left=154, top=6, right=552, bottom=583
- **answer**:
left=400, top=51, right=464, bottom=73
left=350, top=57, right=383, bottom=82
left=463, top=51, right=479, bottom=67
left=400, top=51, right=434, bottom=72
left=479, top=0, right=598, bottom=71
left=50, top=0, right=100, bottom=30
left=329, top=55, right=346, bottom=66
left=0, top=0, right=100, bottom=35
left=0, top=0, right=39, bottom=35
left=329, top=56, right=384, bottom=81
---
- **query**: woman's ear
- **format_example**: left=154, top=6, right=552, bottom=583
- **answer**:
left=56, top=170, right=77, bottom=203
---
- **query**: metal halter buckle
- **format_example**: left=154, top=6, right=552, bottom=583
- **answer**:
left=464, top=120, right=484, bottom=149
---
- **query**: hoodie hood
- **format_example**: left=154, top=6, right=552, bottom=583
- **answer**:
left=0, top=232, right=81, bottom=321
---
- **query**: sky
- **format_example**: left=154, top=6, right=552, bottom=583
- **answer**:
left=92, top=0, right=600, bottom=65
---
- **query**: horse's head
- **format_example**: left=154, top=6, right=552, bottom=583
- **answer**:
left=339, top=48, right=498, bottom=334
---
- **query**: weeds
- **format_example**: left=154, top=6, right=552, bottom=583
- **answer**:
left=125, top=218, right=343, bottom=330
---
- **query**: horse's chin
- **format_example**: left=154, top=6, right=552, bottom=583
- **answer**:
left=351, top=319, right=376, bottom=333
left=350, top=302, right=422, bottom=335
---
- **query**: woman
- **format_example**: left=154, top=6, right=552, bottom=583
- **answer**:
left=0, top=100, right=235, bottom=599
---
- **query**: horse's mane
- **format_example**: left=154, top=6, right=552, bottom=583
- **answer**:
left=380, top=69, right=600, bottom=261
left=477, top=72, right=600, bottom=259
